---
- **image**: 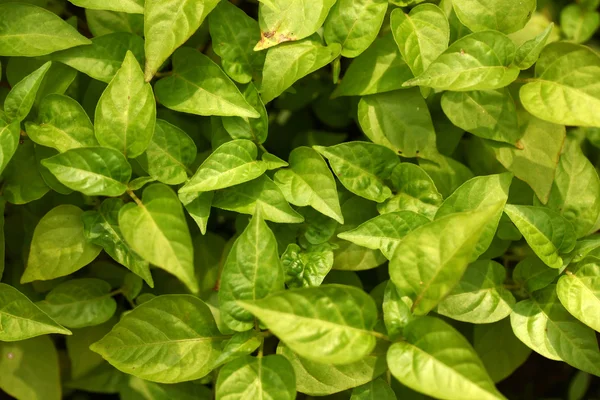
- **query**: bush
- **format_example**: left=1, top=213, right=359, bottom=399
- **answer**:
left=0, top=0, right=599, bottom=399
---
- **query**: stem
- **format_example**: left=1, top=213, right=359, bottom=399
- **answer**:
left=257, top=142, right=268, bottom=154
left=109, top=289, right=123, bottom=297
left=386, top=369, right=392, bottom=385
left=127, top=189, right=143, bottom=206
left=370, top=331, right=390, bottom=342
left=154, top=71, right=173, bottom=78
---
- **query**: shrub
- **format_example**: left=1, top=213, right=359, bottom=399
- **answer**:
left=0, top=0, right=599, bottom=399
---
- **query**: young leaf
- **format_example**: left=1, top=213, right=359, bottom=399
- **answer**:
left=90, top=295, right=228, bottom=383
left=86, top=9, right=144, bottom=37
left=281, top=243, right=334, bottom=288
left=387, top=316, right=505, bottom=400
left=557, top=260, right=600, bottom=332
left=68, top=0, right=144, bottom=13
left=513, top=23, right=554, bottom=70
left=222, top=83, right=269, bottom=144
left=0, top=119, right=20, bottom=176
left=383, top=281, right=413, bottom=339
left=451, top=0, right=535, bottom=33
left=4, top=61, right=51, bottom=122
left=418, top=153, right=474, bottom=198
left=239, top=285, right=378, bottom=364
left=351, top=378, right=396, bottom=400
left=211, top=331, right=263, bottom=369
left=561, top=4, right=600, bottom=43
left=512, top=256, right=559, bottom=294
left=95, top=51, right=156, bottom=158
left=179, top=191, right=213, bottom=235
left=119, top=183, right=199, bottom=293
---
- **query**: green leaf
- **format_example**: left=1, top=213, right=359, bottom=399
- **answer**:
left=403, top=31, right=519, bottom=91
left=2, top=140, right=50, bottom=204
left=68, top=0, right=144, bottom=14
left=513, top=256, right=558, bottom=294
left=274, top=146, right=343, bottom=223
left=4, top=61, right=51, bottom=122
left=0, top=118, right=20, bottom=175
left=179, top=191, right=213, bottom=235
left=180, top=140, right=266, bottom=194
left=418, top=153, right=474, bottom=198
left=504, top=205, right=576, bottom=269
left=82, top=198, right=153, bottom=286
left=557, top=260, right=600, bottom=332
left=0, top=198, right=4, bottom=280
left=239, top=285, right=378, bottom=364
left=389, top=202, right=504, bottom=315
left=122, top=376, right=212, bottom=400
left=143, top=0, right=220, bottom=80
left=260, top=37, right=341, bottom=104
left=383, top=281, right=413, bottom=340
left=281, top=243, right=334, bottom=288
left=211, top=331, right=262, bottom=369
left=95, top=51, right=155, bottom=158
left=86, top=9, right=144, bottom=37
left=52, top=32, right=145, bottom=83
left=121, top=273, right=143, bottom=302
left=67, top=319, right=116, bottom=381
left=24, top=94, right=98, bottom=153
left=41, top=147, right=132, bottom=196
left=154, top=47, right=259, bottom=118
left=441, top=89, right=520, bottom=145
left=387, top=316, right=505, bottom=400
left=513, top=23, right=554, bottom=70
left=351, top=378, right=396, bottom=400
left=222, top=83, right=269, bottom=144
left=561, top=4, right=600, bottom=43
left=314, top=142, right=399, bottom=203
left=0, top=283, right=71, bottom=341
left=208, top=1, right=265, bottom=83
left=437, top=260, right=516, bottom=323
left=22, top=205, right=101, bottom=283
left=451, top=0, right=535, bottom=33
left=37, top=278, right=117, bottom=328
left=520, top=42, right=600, bottom=127
left=323, top=0, right=388, bottom=58
left=66, top=363, right=127, bottom=394
left=216, top=355, right=296, bottom=400
left=0, top=3, right=91, bottom=56
left=358, top=88, right=437, bottom=158
left=35, top=145, right=74, bottom=195
left=390, top=4, right=450, bottom=77
left=255, top=0, right=336, bottom=50
left=219, top=212, right=285, bottom=331
left=90, top=295, right=228, bottom=383
left=137, top=119, right=196, bottom=185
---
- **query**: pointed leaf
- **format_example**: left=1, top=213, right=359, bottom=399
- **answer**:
left=222, top=83, right=269, bottom=144
left=513, top=256, right=559, bottom=294
left=212, top=331, right=262, bottom=368
left=557, top=260, right=600, bottom=332
left=351, top=378, right=396, bottom=400
left=179, top=191, right=213, bottom=235
left=281, top=243, right=334, bottom=288
left=513, top=23, right=554, bottom=70
left=68, top=0, right=144, bottom=13
left=4, top=61, right=51, bottom=122
left=451, top=0, right=535, bottom=34
left=0, top=119, right=20, bottom=175
left=383, top=281, right=413, bottom=340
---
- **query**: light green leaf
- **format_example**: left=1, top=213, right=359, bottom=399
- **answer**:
left=504, top=205, right=576, bottom=269
left=403, top=31, right=519, bottom=91
left=358, top=89, right=437, bottom=158
left=68, top=0, right=144, bottom=14
left=24, top=94, right=98, bottom=153
left=155, top=47, right=259, bottom=118
left=144, top=0, right=220, bottom=80
left=390, top=202, right=504, bottom=315
left=0, top=119, right=20, bottom=175
left=324, top=0, right=388, bottom=58
left=22, top=205, right=101, bottom=283
left=390, top=4, right=450, bottom=77
left=67, top=319, right=116, bottom=381
left=35, top=145, right=74, bottom=195
left=212, top=331, right=262, bottom=369
left=513, top=23, right=554, bottom=70
left=418, top=153, right=474, bottom=198
left=281, top=243, right=334, bottom=288
left=0, top=283, right=71, bottom=341
left=219, top=212, right=285, bottom=331
left=383, top=281, right=413, bottom=340
left=90, top=295, right=227, bottom=383
left=128, top=176, right=157, bottom=191
left=179, top=191, right=213, bottom=235
left=41, top=147, right=131, bottom=196
left=452, top=0, right=535, bottom=33
left=0, top=3, right=91, bottom=57
left=2, top=140, right=50, bottom=204
left=66, top=363, right=127, bottom=394
left=260, top=37, right=341, bottom=104
left=387, top=316, right=505, bottom=400
left=95, top=51, right=155, bottom=158
left=122, top=376, right=212, bottom=400
left=119, top=183, right=198, bottom=293
left=222, top=83, right=269, bottom=144
left=239, top=285, right=378, bottom=364
left=513, top=256, right=559, bottom=294
left=180, top=139, right=266, bottom=194
left=351, top=378, right=396, bottom=400
left=561, top=4, right=600, bottom=43
left=314, top=142, right=399, bottom=203
left=557, top=260, right=600, bottom=332
left=85, top=9, right=144, bottom=37
left=0, top=198, right=4, bottom=280
left=274, top=146, right=343, bottom=223
left=4, top=61, right=51, bottom=122
left=520, top=42, right=600, bottom=127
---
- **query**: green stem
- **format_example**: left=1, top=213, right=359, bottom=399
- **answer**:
left=127, top=189, right=143, bottom=206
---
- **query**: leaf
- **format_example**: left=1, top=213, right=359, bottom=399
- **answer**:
left=144, top=0, right=220, bottom=81
left=314, top=142, right=399, bottom=203
left=21, top=205, right=101, bottom=283
left=513, top=256, right=558, bottom=294
left=389, top=202, right=504, bottom=315
left=154, top=47, right=259, bottom=118
left=418, top=153, right=474, bottom=198
left=208, top=1, right=265, bottom=83
left=68, top=0, right=144, bottom=14
left=513, top=23, right=554, bottom=70
left=222, top=83, right=269, bottom=144
left=282, top=243, right=334, bottom=288
left=520, top=42, right=600, bottom=127
left=274, top=146, right=343, bottom=223
left=119, top=184, right=198, bottom=293
left=179, top=140, right=266, bottom=194
left=557, top=260, right=600, bottom=332
left=260, top=37, right=341, bottom=104
left=90, top=295, right=227, bottom=383
left=37, top=278, right=117, bottom=328
left=254, top=0, right=336, bottom=50
left=95, top=51, right=155, bottom=158
left=122, top=376, right=212, bottom=400
left=0, top=118, right=20, bottom=175
left=437, top=260, right=516, bottom=323
left=323, top=0, right=388, bottom=58
left=387, top=316, right=505, bottom=400
left=504, top=205, right=576, bottom=269
left=52, top=32, right=145, bottom=83
left=86, top=9, right=144, bottom=37
left=451, top=0, right=535, bottom=33
left=2, top=140, right=50, bottom=204
left=441, top=89, right=521, bottom=145
left=212, top=331, right=262, bottom=368
left=561, top=4, right=600, bottom=43
left=179, top=191, right=213, bottom=235
left=137, top=119, right=196, bottom=185
left=41, top=147, right=132, bottom=196
left=358, top=89, right=437, bottom=158
left=66, top=363, right=127, bottom=394
left=403, top=31, right=519, bottom=91
left=383, top=281, right=413, bottom=340
left=0, top=283, right=71, bottom=341
left=390, top=4, right=450, bottom=77
left=239, top=285, right=378, bottom=364
left=0, top=198, right=4, bottom=281
left=0, top=3, right=91, bottom=57
left=24, top=94, right=98, bottom=153
left=219, top=212, right=285, bottom=331
left=4, top=61, right=51, bottom=122
left=82, top=198, right=153, bottom=286
left=351, top=378, right=396, bottom=400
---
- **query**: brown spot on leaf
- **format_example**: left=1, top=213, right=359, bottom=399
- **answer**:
left=515, top=140, right=524, bottom=150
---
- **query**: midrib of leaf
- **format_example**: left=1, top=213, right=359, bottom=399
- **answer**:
left=509, top=212, right=559, bottom=256
left=102, top=335, right=226, bottom=350
left=150, top=142, right=194, bottom=177
left=174, top=74, right=252, bottom=114
left=565, top=273, right=600, bottom=303
left=137, top=202, right=183, bottom=271
left=41, top=293, right=111, bottom=308
left=529, top=79, right=600, bottom=105
left=48, top=162, right=125, bottom=187
left=196, top=160, right=263, bottom=188
left=290, top=170, right=338, bottom=219
left=40, top=123, right=88, bottom=148
left=322, top=151, right=384, bottom=185
left=463, top=92, right=499, bottom=125
left=0, top=299, right=67, bottom=332
left=221, top=16, right=254, bottom=72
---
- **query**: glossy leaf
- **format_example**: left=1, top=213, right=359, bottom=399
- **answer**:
left=0, top=118, right=20, bottom=175
left=122, top=376, right=212, bottom=400
left=513, top=23, right=554, bottom=70
left=351, top=378, right=396, bottom=400
left=2, top=140, right=50, bottom=204
left=557, top=260, right=600, bottom=332
left=69, top=0, right=143, bottom=13
left=179, top=191, right=213, bottom=235
left=452, top=0, right=535, bottom=33
left=211, top=331, right=262, bottom=368
left=513, top=256, right=558, bottom=294
left=4, top=61, right=51, bottom=122
left=282, top=243, right=334, bottom=288
left=561, top=4, right=600, bottom=43
left=383, top=281, right=413, bottom=340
